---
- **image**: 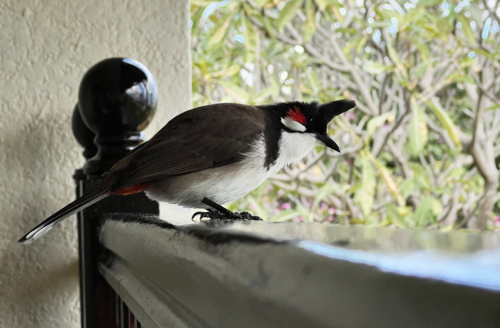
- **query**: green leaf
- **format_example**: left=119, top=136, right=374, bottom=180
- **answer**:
left=401, top=8, right=426, bottom=29
left=306, top=68, right=320, bottom=94
left=368, top=151, right=405, bottom=206
left=354, top=157, right=376, bottom=216
left=446, top=72, right=475, bottom=85
left=208, top=11, right=236, bottom=47
left=242, top=13, right=259, bottom=62
left=311, top=183, right=336, bottom=215
left=410, top=37, right=430, bottom=62
left=363, top=62, right=391, bottom=74
left=386, top=204, right=408, bottom=228
left=400, top=179, right=417, bottom=198
left=335, top=27, right=359, bottom=35
left=418, top=0, right=442, bottom=6
left=413, top=61, right=431, bottom=79
left=386, top=39, right=410, bottom=85
left=386, top=41, right=402, bottom=66
left=457, top=14, right=477, bottom=45
left=254, top=0, right=269, bottom=6
left=270, top=209, right=301, bottom=221
left=204, top=65, right=240, bottom=79
left=304, top=0, right=317, bottom=41
left=191, top=6, right=206, bottom=37
left=485, top=104, right=500, bottom=111
left=471, top=48, right=491, bottom=58
left=356, top=37, right=367, bottom=53
left=314, top=0, right=328, bottom=10
left=191, top=0, right=213, bottom=5
left=415, top=93, right=461, bottom=148
left=219, top=80, right=249, bottom=102
left=413, top=196, right=437, bottom=228
left=407, top=101, right=428, bottom=156
left=276, top=0, right=304, bottom=32
left=249, top=86, right=278, bottom=103
left=254, top=15, right=276, bottom=40
left=365, top=112, right=392, bottom=139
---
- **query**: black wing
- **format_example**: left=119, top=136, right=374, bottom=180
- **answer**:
left=105, top=103, right=265, bottom=189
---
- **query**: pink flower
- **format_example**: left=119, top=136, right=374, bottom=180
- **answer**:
left=263, top=196, right=269, bottom=202
left=264, top=185, right=272, bottom=194
left=496, top=221, right=500, bottom=226
left=295, top=216, right=303, bottom=222
left=329, top=207, right=336, bottom=214
left=345, top=160, right=350, bottom=165
left=328, top=216, right=335, bottom=222
left=349, top=113, right=355, bottom=120
left=494, top=216, right=500, bottom=222
left=277, top=189, right=284, bottom=196
left=320, top=202, right=327, bottom=211
left=280, top=203, right=291, bottom=210
left=250, top=204, right=255, bottom=210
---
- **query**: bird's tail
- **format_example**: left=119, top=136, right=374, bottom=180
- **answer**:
left=18, top=188, right=109, bottom=244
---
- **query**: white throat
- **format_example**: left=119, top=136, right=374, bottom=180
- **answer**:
left=269, top=131, right=318, bottom=174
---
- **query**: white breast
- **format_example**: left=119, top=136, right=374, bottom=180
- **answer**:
left=268, top=131, right=318, bottom=175
left=146, top=132, right=318, bottom=208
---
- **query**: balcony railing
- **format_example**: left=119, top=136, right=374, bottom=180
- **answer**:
left=72, top=58, right=500, bottom=328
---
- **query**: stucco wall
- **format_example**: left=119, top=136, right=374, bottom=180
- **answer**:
left=0, top=0, right=191, bottom=327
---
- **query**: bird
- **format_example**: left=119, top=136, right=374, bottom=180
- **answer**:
left=18, top=99, right=355, bottom=243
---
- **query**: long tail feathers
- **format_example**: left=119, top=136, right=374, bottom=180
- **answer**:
left=18, top=188, right=109, bottom=244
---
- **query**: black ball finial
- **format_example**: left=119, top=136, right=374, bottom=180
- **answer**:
left=71, top=104, right=98, bottom=160
left=77, top=58, right=157, bottom=176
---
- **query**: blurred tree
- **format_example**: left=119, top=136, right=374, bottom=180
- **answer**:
left=191, top=0, right=500, bottom=231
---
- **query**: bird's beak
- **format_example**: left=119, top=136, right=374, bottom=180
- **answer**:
left=316, top=133, right=340, bottom=152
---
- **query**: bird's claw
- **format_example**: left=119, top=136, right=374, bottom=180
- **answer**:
left=192, top=210, right=262, bottom=222
left=228, top=211, right=263, bottom=221
left=192, top=209, right=227, bottom=222
left=191, top=211, right=210, bottom=221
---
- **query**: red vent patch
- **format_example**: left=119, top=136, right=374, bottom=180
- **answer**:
left=109, top=182, right=149, bottom=196
left=287, top=106, right=306, bottom=125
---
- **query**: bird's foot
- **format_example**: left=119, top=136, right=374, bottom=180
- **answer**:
left=226, top=211, right=262, bottom=221
left=192, top=209, right=262, bottom=222
left=192, top=209, right=227, bottom=221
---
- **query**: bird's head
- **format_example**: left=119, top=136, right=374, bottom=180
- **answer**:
left=276, top=100, right=356, bottom=152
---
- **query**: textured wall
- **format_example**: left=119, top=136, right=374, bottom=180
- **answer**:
left=0, top=0, right=191, bottom=327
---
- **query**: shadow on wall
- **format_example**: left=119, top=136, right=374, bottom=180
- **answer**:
left=0, top=106, right=81, bottom=326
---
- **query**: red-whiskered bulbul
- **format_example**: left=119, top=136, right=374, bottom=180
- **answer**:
left=19, top=100, right=355, bottom=243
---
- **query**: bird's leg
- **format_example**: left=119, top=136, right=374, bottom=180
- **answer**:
left=194, top=197, right=262, bottom=221
left=201, top=197, right=234, bottom=217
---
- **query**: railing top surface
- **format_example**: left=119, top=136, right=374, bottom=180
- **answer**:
left=100, top=215, right=500, bottom=291
left=98, top=215, right=500, bottom=328
left=185, top=219, right=500, bottom=253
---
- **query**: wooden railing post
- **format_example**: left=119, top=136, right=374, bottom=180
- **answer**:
left=71, top=58, right=160, bottom=328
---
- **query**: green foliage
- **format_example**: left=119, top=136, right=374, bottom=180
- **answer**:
left=191, top=0, right=500, bottom=231
left=354, top=156, right=376, bottom=217
left=407, top=101, right=428, bottom=156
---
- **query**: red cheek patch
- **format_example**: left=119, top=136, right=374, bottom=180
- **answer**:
left=287, top=106, right=306, bottom=125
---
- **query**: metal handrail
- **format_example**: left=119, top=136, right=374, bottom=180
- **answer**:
left=97, top=215, right=500, bottom=328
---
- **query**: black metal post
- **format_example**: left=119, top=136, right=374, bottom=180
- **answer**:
left=71, top=58, right=160, bottom=328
